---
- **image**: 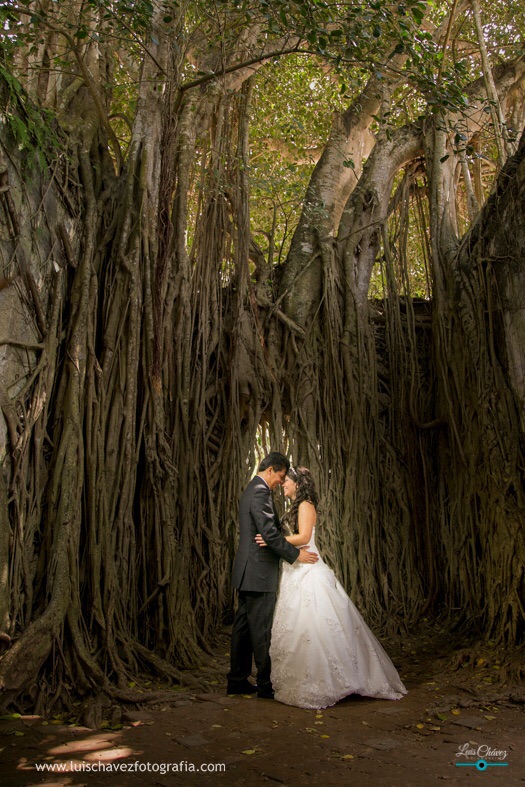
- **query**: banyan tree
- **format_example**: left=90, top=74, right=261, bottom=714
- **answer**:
left=0, top=0, right=524, bottom=713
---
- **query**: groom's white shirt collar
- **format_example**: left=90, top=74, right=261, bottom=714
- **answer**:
left=256, top=474, right=269, bottom=489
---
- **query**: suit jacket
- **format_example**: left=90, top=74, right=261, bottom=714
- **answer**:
left=232, top=475, right=299, bottom=592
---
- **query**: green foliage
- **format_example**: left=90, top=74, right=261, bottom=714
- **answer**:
left=249, top=55, right=349, bottom=264
left=0, top=66, right=62, bottom=169
left=74, top=0, right=166, bottom=40
left=224, top=0, right=426, bottom=63
left=0, top=0, right=179, bottom=59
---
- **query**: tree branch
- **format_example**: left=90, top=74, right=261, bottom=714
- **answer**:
left=179, top=45, right=313, bottom=94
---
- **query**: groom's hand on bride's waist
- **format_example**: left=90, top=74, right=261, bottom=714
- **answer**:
left=296, top=547, right=318, bottom=563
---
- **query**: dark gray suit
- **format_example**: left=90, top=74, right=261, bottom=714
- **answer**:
left=228, top=476, right=299, bottom=695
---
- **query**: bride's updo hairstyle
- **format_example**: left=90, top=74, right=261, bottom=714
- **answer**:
left=282, top=466, right=319, bottom=534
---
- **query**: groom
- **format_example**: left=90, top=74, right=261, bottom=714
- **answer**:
left=227, top=452, right=318, bottom=699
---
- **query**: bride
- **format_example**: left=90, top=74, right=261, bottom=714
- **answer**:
left=256, top=466, right=407, bottom=709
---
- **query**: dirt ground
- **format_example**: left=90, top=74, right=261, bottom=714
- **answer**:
left=1, top=627, right=524, bottom=786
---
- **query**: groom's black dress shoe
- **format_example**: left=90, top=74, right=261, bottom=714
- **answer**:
left=226, top=681, right=257, bottom=695
left=256, top=690, right=274, bottom=699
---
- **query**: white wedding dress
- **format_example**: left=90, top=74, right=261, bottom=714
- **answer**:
left=269, top=528, right=407, bottom=709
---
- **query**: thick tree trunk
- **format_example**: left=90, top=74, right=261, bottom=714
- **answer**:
left=426, top=118, right=525, bottom=642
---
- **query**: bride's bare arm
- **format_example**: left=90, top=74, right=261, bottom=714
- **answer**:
left=283, top=501, right=316, bottom=546
left=255, top=501, right=317, bottom=547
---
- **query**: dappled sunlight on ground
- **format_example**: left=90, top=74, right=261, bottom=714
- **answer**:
left=46, top=731, right=134, bottom=759
left=10, top=727, right=138, bottom=783
left=83, top=746, right=136, bottom=762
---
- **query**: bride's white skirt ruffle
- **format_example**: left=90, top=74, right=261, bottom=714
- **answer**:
left=269, top=557, right=407, bottom=709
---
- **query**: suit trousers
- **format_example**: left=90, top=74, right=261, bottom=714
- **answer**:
left=227, top=590, right=276, bottom=694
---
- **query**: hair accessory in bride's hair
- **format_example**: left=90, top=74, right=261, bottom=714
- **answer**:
left=287, top=466, right=298, bottom=482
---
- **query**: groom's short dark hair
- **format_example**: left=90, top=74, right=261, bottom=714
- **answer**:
left=258, top=452, right=290, bottom=473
